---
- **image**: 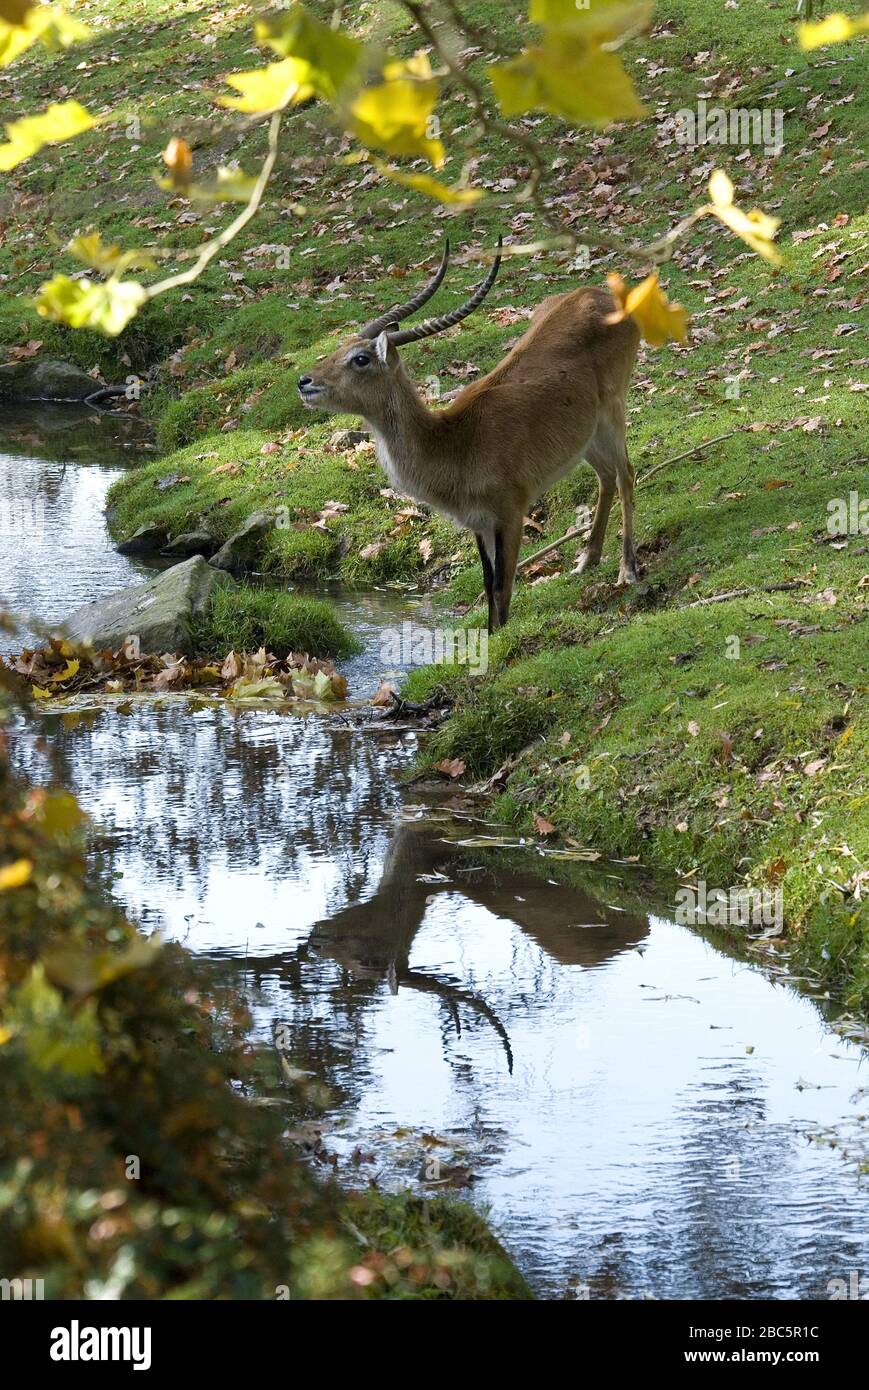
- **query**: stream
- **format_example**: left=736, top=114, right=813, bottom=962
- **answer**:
left=2, top=406, right=867, bottom=1300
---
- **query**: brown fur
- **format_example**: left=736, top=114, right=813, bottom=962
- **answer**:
left=300, top=285, right=640, bottom=632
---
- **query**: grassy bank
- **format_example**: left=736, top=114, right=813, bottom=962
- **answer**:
left=1, top=0, right=867, bottom=1014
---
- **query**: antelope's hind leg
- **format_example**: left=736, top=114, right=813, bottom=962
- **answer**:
left=583, top=413, right=638, bottom=585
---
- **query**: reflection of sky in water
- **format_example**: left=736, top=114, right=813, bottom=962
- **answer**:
left=19, top=701, right=866, bottom=1302
left=0, top=411, right=155, bottom=651
left=3, top=415, right=868, bottom=1300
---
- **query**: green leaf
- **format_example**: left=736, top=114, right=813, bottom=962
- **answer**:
left=488, top=37, right=645, bottom=126
left=188, top=165, right=259, bottom=205
left=35, top=275, right=147, bottom=336
left=227, top=675, right=287, bottom=701
left=219, top=57, right=316, bottom=113
left=373, top=159, right=484, bottom=205
left=0, top=99, right=94, bottom=170
left=11, top=965, right=104, bottom=1077
left=42, top=935, right=160, bottom=998
left=255, top=3, right=364, bottom=97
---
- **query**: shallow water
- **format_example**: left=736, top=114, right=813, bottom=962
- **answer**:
left=2, top=409, right=867, bottom=1299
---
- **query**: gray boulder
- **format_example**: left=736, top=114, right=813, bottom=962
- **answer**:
left=329, top=428, right=370, bottom=451
left=59, top=556, right=234, bottom=656
left=209, top=511, right=274, bottom=575
left=0, top=358, right=102, bottom=402
left=161, top=530, right=217, bottom=559
left=116, top=523, right=168, bottom=557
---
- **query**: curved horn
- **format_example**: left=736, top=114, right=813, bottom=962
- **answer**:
left=387, top=237, right=503, bottom=348
left=359, top=238, right=450, bottom=339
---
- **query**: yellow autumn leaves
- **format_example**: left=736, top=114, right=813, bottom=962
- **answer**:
left=0, top=858, right=32, bottom=890
left=0, top=99, right=94, bottom=171
left=0, top=2, right=89, bottom=68
left=488, top=0, right=651, bottom=127
left=606, top=169, right=783, bottom=349
left=706, top=169, right=781, bottom=266
left=798, top=11, right=869, bottom=49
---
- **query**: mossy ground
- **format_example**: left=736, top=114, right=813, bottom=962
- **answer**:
left=2, top=2, right=867, bottom=1010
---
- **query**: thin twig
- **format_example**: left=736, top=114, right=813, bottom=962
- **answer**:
left=465, top=430, right=741, bottom=609
left=680, top=580, right=810, bottom=610
left=636, top=431, right=740, bottom=487
left=143, top=112, right=283, bottom=302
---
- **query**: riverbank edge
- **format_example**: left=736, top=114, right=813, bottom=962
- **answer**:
left=94, top=341, right=867, bottom=1017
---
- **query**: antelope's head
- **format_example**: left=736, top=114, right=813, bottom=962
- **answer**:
left=297, top=238, right=502, bottom=417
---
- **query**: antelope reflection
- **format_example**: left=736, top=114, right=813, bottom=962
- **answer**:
left=250, top=820, right=650, bottom=1074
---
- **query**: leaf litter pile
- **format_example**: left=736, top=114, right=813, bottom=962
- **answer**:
left=2, top=638, right=349, bottom=705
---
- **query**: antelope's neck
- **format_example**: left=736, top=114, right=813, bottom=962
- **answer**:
left=363, top=384, right=452, bottom=499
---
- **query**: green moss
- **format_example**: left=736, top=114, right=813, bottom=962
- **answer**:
left=192, top=584, right=360, bottom=660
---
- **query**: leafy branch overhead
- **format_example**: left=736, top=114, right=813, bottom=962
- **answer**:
left=4, top=0, right=860, bottom=342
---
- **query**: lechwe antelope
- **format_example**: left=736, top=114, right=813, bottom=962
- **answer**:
left=298, top=239, right=640, bottom=632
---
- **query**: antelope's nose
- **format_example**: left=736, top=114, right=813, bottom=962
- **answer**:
left=298, top=375, right=313, bottom=390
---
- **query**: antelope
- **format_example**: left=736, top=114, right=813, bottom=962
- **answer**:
left=298, top=239, right=640, bottom=632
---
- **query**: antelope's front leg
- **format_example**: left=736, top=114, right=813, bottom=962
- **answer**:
left=491, top=515, right=523, bottom=631
left=475, top=533, right=496, bottom=635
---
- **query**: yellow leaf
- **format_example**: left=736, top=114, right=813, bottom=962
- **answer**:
left=185, top=165, right=258, bottom=205
left=48, top=658, right=79, bottom=683
left=707, top=169, right=781, bottom=265
left=31, top=683, right=51, bottom=699
left=255, top=4, right=363, bottom=97
left=0, top=99, right=94, bottom=170
left=488, top=37, right=645, bottom=127
left=0, top=858, right=32, bottom=890
left=529, top=0, right=654, bottom=41
left=39, top=791, right=86, bottom=836
left=228, top=675, right=287, bottom=701
left=373, top=159, right=483, bottom=205
left=350, top=74, right=444, bottom=167
left=35, top=275, right=146, bottom=336
left=0, top=1, right=33, bottom=24
left=798, top=12, right=869, bottom=48
left=0, top=4, right=90, bottom=68
left=68, top=232, right=156, bottom=275
left=43, top=935, right=160, bottom=997
left=162, top=135, right=192, bottom=192
left=606, top=271, right=689, bottom=347
left=219, top=57, right=316, bottom=113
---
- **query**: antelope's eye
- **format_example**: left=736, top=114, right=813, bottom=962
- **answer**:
left=351, top=352, right=371, bottom=369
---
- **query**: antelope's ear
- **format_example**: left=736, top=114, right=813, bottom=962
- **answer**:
left=374, top=331, right=390, bottom=364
